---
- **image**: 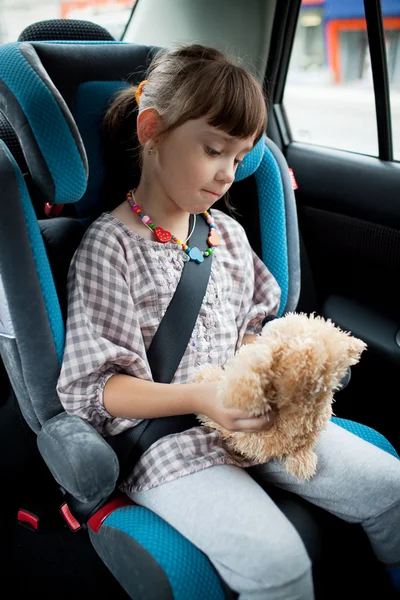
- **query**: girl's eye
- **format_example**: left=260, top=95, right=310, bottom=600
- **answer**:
left=205, top=145, right=244, bottom=168
left=205, top=146, right=220, bottom=157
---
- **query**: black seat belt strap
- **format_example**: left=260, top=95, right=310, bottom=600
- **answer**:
left=147, top=213, right=212, bottom=383
left=109, top=213, right=213, bottom=484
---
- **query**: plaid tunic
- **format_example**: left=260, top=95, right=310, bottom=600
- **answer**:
left=57, top=208, right=281, bottom=493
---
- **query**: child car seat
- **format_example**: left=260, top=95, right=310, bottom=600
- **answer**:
left=0, top=40, right=398, bottom=599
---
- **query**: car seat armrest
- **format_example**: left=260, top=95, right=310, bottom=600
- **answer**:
left=323, top=295, right=400, bottom=365
left=37, top=412, right=119, bottom=503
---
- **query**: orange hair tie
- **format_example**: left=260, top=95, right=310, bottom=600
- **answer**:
left=135, top=80, right=148, bottom=105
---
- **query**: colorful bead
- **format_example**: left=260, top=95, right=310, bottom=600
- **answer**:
left=154, top=227, right=172, bottom=243
left=126, top=189, right=219, bottom=262
left=188, top=247, right=204, bottom=263
left=208, top=229, right=220, bottom=247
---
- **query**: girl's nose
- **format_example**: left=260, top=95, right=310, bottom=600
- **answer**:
left=216, top=163, right=235, bottom=185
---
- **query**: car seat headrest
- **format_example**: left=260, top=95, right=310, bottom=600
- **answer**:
left=18, top=19, right=115, bottom=42
left=0, top=41, right=267, bottom=214
left=234, top=135, right=265, bottom=182
left=0, top=42, right=88, bottom=205
left=0, top=41, right=152, bottom=213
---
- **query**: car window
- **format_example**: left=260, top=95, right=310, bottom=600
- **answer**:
left=383, top=18, right=400, bottom=160
left=284, top=0, right=392, bottom=158
left=0, top=0, right=135, bottom=43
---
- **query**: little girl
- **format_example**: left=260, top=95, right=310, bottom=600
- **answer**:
left=57, top=44, right=400, bottom=599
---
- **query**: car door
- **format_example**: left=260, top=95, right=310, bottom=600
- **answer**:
left=265, top=0, right=400, bottom=452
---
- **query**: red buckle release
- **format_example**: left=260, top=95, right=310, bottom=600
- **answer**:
left=289, top=168, right=298, bottom=190
left=60, top=502, right=81, bottom=532
left=44, top=202, right=64, bottom=218
left=17, top=509, right=39, bottom=531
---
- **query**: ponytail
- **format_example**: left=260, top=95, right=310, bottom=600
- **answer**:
left=103, top=85, right=138, bottom=145
left=100, top=86, right=141, bottom=211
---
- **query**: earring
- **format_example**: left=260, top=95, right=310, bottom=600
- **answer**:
left=148, top=147, right=154, bottom=155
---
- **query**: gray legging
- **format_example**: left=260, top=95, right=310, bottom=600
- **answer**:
left=130, top=421, right=400, bottom=599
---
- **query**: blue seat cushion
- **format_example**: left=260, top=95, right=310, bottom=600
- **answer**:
left=332, top=417, right=399, bottom=458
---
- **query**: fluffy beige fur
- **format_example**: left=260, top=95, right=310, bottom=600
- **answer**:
left=192, top=313, right=366, bottom=480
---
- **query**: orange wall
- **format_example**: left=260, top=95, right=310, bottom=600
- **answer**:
left=326, top=17, right=400, bottom=82
left=61, top=0, right=133, bottom=19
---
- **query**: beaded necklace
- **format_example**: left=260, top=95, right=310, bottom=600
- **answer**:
left=126, top=189, right=220, bottom=263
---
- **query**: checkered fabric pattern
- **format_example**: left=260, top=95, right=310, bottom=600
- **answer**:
left=57, top=208, right=281, bottom=493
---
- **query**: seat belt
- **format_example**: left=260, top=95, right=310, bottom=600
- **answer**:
left=147, top=213, right=212, bottom=383
left=108, top=212, right=213, bottom=484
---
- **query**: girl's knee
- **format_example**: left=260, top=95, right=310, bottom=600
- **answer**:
left=246, top=530, right=312, bottom=591
left=354, top=454, right=400, bottom=521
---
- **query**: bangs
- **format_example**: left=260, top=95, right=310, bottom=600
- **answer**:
left=205, top=65, right=267, bottom=144
left=157, top=52, right=267, bottom=146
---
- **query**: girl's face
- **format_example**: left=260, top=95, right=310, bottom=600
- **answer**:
left=153, top=117, right=256, bottom=214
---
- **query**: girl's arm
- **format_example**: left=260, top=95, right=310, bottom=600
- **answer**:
left=103, top=374, right=212, bottom=419
left=103, top=374, right=274, bottom=433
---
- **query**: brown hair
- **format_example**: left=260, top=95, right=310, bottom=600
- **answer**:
left=104, top=43, right=266, bottom=145
left=102, top=44, right=267, bottom=208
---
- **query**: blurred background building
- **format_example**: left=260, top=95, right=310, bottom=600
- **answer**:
left=0, top=0, right=134, bottom=42
left=0, top=0, right=398, bottom=88
left=290, top=0, right=400, bottom=87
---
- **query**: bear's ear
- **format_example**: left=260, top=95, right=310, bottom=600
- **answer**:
left=346, top=336, right=367, bottom=364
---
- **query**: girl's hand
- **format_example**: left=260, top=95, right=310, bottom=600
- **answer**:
left=196, top=383, right=277, bottom=433
left=241, top=333, right=258, bottom=346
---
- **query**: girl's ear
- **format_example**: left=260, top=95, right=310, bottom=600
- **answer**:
left=137, top=108, right=163, bottom=148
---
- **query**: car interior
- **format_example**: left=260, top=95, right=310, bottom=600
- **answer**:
left=0, top=1, right=399, bottom=598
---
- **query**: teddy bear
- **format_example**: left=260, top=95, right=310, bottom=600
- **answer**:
left=192, top=313, right=366, bottom=480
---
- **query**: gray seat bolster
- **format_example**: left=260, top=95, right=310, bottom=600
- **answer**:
left=37, top=411, right=119, bottom=503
